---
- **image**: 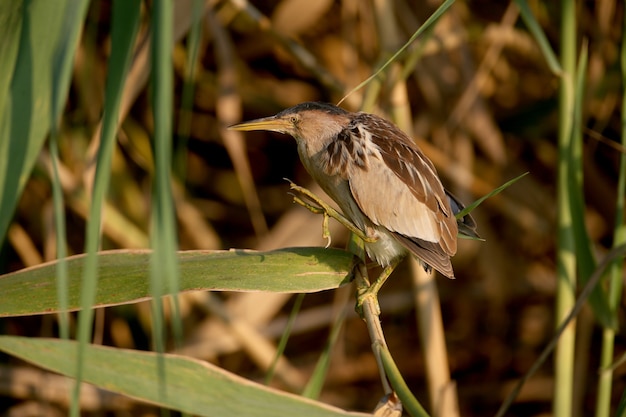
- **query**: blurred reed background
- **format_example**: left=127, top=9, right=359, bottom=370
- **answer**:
left=0, top=1, right=624, bottom=416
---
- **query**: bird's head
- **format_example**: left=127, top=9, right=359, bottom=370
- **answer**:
left=229, top=102, right=351, bottom=152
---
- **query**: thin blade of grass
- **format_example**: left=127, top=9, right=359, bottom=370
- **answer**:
left=48, top=135, right=70, bottom=339
left=174, top=0, right=204, bottom=181
left=266, top=293, right=306, bottom=385
left=495, top=243, right=626, bottom=417
left=49, top=0, right=91, bottom=344
left=603, top=351, right=626, bottom=375
left=594, top=5, right=626, bottom=414
left=301, top=292, right=348, bottom=399
left=337, top=0, right=455, bottom=106
left=567, top=41, right=615, bottom=329
left=513, top=0, right=562, bottom=75
left=71, top=2, right=141, bottom=415
left=454, top=172, right=528, bottom=220
left=150, top=3, right=179, bottom=409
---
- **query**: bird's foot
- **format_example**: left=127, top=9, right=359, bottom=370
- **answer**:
left=356, top=284, right=381, bottom=317
left=286, top=179, right=378, bottom=245
left=289, top=192, right=333, bottom=247
left=355, top=262, right=399, bottom=318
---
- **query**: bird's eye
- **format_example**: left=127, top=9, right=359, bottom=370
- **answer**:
left=289, top=115, right=298, bottom=124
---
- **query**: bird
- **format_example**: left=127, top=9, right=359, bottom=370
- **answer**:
left=229, top=102, right=477, bottom=287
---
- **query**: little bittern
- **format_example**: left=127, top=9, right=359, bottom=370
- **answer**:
left=230, top=102, right=476, bottom=289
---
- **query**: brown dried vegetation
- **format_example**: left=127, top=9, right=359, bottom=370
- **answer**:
left=1, top=1, right=625, bottom=416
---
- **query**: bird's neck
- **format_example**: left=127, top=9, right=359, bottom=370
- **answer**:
left=295, top=132, right=334, bottom=159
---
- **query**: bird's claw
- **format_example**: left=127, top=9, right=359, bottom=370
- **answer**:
left=356, top=284, right=382, bottom=318
left=287, top=180, right=338, bottom=246
left=290, top=194, right=324, bottom=214
left=322, top=213, right=332, bottom=248
left=289, top=192, right=333, bottom=247
left=286, top=180, right=378, bottom=244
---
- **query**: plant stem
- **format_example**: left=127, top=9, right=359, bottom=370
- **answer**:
left=594, top=5, right=626, bottom=415
left=554, top=0, right=577, bottom=416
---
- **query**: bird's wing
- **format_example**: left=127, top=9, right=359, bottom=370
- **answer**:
left=344, top=114, right=458, bottom=257
left=392, top=234, right=454, bottom=278
left=446, top=190, right=480, bottom=239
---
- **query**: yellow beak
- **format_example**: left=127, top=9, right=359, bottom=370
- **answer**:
left=228, top=116, right=292, bottom=133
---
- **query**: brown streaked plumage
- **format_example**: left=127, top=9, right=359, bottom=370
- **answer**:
left=229, top=102, right=477, bottom=279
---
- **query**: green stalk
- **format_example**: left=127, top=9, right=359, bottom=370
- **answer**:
left=49, top=0, right=90, bottom=344
left=554, top=0, right=577, bottom=416
left=594, top=4, right=626, bottom=415
left=150, top=2, right=181, bottom=408
left=266, top=293, right=305, bottom=386
left=174, top=0, right=203, bottom=181
left=514, top=0, right=562, bottom=75
left=150, top=0, right=174, bottom=410
left=48, top=135, right=69, bottom=340
left=301, top=292, right=347, bottom=399
left=70, top=1, right=137, bottom=415
left=337, top=0, right=455, bottom=106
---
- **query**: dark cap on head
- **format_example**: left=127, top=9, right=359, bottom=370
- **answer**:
left=277, top=102, right=349, bottom=117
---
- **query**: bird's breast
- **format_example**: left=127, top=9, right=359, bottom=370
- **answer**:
left=299, top=147, right=364, bottom=224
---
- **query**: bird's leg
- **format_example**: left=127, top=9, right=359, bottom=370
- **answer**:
left=287, top=180, right=378, bottom=244
left=354, top=262, right=394, bottom=397
left=356, top=257, right=403, bottom=316
left=290, top=194, right=333, bottom=246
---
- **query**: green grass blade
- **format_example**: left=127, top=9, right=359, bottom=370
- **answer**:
left=51, top=0, right=90, bottom=126
left=0, top=0, right=84, bottom=245
left=48, top=135, right=70, bottom=339
left=301, top=299, right=347, bottom=399
left=567, top=42, right=615, bottom=329
left=0, top=336, right=371, bottom=417
left=337, top=0, right=455, bottom=105
left=595, top=5, right=626, bottom=414
left=0, top=2, right=21, bottom=122
left=454, top=172, right=528, bottom=220
left=495, top=243, right=626, bottom=417
left=150, top=6, right=181, bottom=408
left=174, top=0, right=204, bottom=181
left=72, top=2, right=141, bottom=414
left=553, top=0, right=577, bottom=415
left=49, top=0, right=91, bottom=342
left=266, top=293, right=305, bottom=385
left=0, top=248, right=355, bottom=317
left=0, top=0, right=20, bottom=245
left=513, top=0, right=562, bottom=75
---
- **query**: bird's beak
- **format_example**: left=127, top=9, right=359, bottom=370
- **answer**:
left=228, top=116, right=291, bottom=133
